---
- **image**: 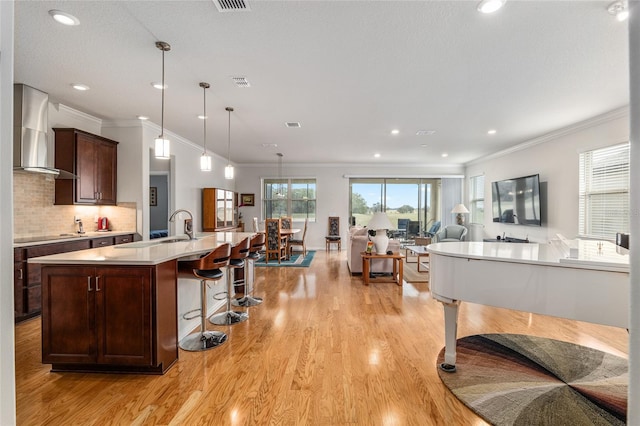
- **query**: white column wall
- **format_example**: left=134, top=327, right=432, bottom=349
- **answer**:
left=627, top=2, right=639, bottom=422
left=0, top=1, right=15, bottom=424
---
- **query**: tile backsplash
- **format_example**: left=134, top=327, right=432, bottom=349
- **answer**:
left=13, top=172, right=137, bottom=239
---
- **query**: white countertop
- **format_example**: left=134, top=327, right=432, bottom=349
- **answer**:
left=14, top=231, right=137, bottom=248
left=428, top=240, right=629, bottom=273
left=27, top=232, right=256, bottom=266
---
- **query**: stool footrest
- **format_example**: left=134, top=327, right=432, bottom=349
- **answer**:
left=182, top=308, right=201, bottom=321
left=213, top=291, right=228, bottom=301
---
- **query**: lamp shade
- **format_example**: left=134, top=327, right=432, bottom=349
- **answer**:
left=367, top=212, right=393, bottom=230
left=368, top=212, right=393, bottom=254
left=451, top=204, right=469, bottom=214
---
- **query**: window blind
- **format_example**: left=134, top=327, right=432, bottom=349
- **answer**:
left=470, top=175, right=485, bottom=224
left=578, top=142, right=630, bottom=239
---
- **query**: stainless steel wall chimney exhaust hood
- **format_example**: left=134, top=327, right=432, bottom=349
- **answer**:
left=13, top=84, right=76, bottom=179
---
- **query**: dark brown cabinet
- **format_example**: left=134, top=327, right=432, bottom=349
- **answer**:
left=53, top=128, right=118, bottom=205
left=91, top=236, right=114, bottom=248
left=41, top=262, right=178, bottom=374
left=14, top=249, right=25, bottom=318
left=14, top=234, right=135, bottom=322
left=202, top=188, right=239, bottom=231
left=15, top=239, right=92, bottom=322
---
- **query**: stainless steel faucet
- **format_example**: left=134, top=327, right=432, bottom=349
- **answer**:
left=169, top=209, right=194, bottom=240
left=75, top=218, right=85, bottom=234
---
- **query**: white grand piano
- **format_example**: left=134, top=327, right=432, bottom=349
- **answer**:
left=428, top=239, right=629, bottom=372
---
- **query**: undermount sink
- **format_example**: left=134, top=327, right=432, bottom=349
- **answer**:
left=160, top=238, right=191, bottom=243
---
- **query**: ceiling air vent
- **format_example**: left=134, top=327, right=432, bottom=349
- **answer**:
left=232, top=77, right=251, bottom=87
left=416, top=130, right=436, bottom=136
left=213, top=0, right=251, bottom=12
left=285, top=122, right=301, bottom=128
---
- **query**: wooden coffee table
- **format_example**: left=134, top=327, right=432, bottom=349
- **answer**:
left=404, top=245, right=430, bottom=272
left=361, top=252, right=404, bottom=286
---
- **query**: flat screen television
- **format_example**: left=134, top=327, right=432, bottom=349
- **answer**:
left=491, top=174, right=542, bottom=226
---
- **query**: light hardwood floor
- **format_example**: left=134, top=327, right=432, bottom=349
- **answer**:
left=15, top=250, right=628, bottom=425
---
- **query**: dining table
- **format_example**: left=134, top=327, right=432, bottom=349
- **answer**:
left=258, top=228, right=300, bottom=260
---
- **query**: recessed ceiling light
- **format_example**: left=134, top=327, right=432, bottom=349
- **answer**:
left=487, top=129, right=497, bottom=135
left=198, top=115, right=207, bottom=120
left=151, top=82, right=167, bottom=90
left=416, top=130, right=436, bottom=136
left=441, top=153, right=449, bottom=158
left=71, top=83, right=89, bottom=91
left=391, top=129, right=400, bottom=135
left=374, top=153, right=381, bottom=158
left=137, top=115, right=149, bottom=120
left=477, top=0, right=505, bottom=14
left=49, top=10, right=80, bottom=26
left=421, top=144, right=428, bottom=148
left=262, top=143, right=278, bottom=148
left=285, top=122, right=301, bottom=128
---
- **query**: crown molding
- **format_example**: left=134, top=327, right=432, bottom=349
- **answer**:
left=465, top=106, right=629, bottom=166
left=55, top=103, right=103, bottom=127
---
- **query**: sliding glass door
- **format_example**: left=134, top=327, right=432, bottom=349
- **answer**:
left=349, top=178, right=441, bottom=240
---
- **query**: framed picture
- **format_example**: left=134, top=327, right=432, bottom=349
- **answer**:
left=241, top=193, right=255, bottom=206
left=150, top=187, right=157, bottom=206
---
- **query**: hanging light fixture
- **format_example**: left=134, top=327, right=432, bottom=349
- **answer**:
left=154, top=41, right=171, bottom=159
left=224, top=107, right=235, bottom=179
left=199, top=82, right=212, bottom=171
left=276, top=152, right=285, bottom=198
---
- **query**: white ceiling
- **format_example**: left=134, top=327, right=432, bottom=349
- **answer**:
left=14, top=1, right=630, bottom=166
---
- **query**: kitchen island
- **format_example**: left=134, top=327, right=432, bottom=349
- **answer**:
left=29, top=232, right=255, bottom=374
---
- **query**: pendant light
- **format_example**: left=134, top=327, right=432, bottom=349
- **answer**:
left=224, top=107, right=234, bottom=179
left=199, top=82, right=212, bottom=171
left=276, top=152, right=284, bottom=198
left=154, top=41, right=171, bottom=159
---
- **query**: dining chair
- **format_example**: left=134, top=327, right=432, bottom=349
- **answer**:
left=325, top=216, right=341, bottom=251
left=264, top=218, right=287, bottom=263
left=280, top=216, right=292, bottom=230
left=288, top=218, right=308, bottom=257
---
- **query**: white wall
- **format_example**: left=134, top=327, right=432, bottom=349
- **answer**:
left=0, top=1, right=15, bottom=424
left=465, top=109, right=629, bottom=243
left=235, top=163, right=465, bottom=249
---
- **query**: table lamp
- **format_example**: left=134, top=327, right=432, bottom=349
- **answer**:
left=451, top=204, right=469, bottom=225
left=367, top=212, right=393, bottom=254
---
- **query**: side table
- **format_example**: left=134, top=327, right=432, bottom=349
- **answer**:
left=361, top=252, right=404, bottom=286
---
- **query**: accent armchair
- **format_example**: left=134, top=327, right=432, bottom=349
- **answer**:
left=433, top=225, right=467, bottom=242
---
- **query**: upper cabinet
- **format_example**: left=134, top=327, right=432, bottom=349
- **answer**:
left=202, top=188, right=238, bottom=231
left=53, top=128, right=118, bottom=205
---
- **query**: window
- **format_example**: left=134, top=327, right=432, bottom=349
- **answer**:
left=470, top=175, right=485, bottom=224
left=579, top=142, right=630, bottom=239
left=349, top=178, right=440, bottom=237
left=263, top=178, right=316, bottom=221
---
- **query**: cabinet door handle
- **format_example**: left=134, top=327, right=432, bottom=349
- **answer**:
left=87, top=276, right=93, bottom=292
left=18, top=268, right=23, bottom=280
left=95, top=276, right=101, bottom=292
left=121, top=238, right=129, bottom=243
left=100, top=241, right=108, bottom=245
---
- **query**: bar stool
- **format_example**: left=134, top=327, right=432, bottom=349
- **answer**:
left=177, top=243, right=231, bottom=351
left=210, top=237, right=251, bottom=326
left=232, top=233, right=265, bottom=308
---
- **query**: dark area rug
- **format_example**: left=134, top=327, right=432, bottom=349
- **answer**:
left=437, top=334, right=628, bottom=425
left=255, top=250, right=315, bottom=267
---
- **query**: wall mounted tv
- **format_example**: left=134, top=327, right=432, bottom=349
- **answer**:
left=491, top=174, right=542, bottom=226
